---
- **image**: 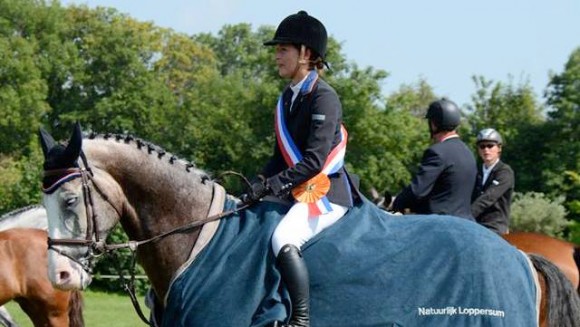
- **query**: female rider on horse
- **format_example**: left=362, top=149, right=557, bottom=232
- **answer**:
left=247, top=10, right=359, bottom=327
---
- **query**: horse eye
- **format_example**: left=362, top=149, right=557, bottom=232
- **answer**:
left=65, top=196, right=78, bottom=208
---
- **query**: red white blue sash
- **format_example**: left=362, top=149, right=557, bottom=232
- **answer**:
left=274, top=70, right=348, bottom=216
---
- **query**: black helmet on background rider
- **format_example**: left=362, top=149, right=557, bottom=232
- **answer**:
left=263, top=10, right=328, bottom=60
left=425, top=98, right=462, bottom=132
left=477, top=128, right=503, bottom=145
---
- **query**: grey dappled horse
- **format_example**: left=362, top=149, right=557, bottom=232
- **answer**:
left=38, top=124, right=580, bottom=327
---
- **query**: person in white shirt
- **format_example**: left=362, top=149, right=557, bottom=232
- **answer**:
left=471, top=128, right=515, bottom=234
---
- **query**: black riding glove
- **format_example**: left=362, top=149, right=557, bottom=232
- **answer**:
left=244, top=175, right=271, bottom=202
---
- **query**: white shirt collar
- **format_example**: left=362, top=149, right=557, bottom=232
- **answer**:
left=290, top=78, right=304, bottom=94
left=483, top=159, right=500, bottom=171
left=482, top=159, right=499, bottom=185
left=289, top=74, right=309, bottom=108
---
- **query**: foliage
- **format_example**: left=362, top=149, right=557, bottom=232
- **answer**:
left=353, top=80, right=434, bottom=195
left=467, top=75, right=544, bottom=139
left=46, top=6, right=177, bottom=137
left=561, top=171, right=580, bottom=221
left=0, top=150, right=43, bottom=213
left=567, top=220, right=580, bottom=245
left=543, top=47, right=580, bottom=221
left=510, top=192, right=570, bottom=237
left=0, top=0, right=53, bottom=156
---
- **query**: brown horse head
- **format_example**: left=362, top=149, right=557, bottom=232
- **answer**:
left=0, top=228, right=84, bottom=327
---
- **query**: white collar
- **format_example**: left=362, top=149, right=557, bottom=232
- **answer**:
left=288, top=74, right=309, bottom=109
left=483, top=159, right=500, bottom=172
left=481, top=159, right=499, bottom=186
left=290, top=74, right=308, bottom=95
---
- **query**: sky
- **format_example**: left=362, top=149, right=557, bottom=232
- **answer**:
left=60, top=0, right=580, bottom=107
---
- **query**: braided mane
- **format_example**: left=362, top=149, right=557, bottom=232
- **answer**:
left=85, top=132, right=211, bottom=180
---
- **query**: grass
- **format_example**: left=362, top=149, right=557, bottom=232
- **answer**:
left=4, top=290, right=150, bottom=327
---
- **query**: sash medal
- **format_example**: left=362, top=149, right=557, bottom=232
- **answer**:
left=274, top=70, right=348, bottom=217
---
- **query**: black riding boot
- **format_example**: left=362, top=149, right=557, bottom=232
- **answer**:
left=277, top=244, right=310, bottom=327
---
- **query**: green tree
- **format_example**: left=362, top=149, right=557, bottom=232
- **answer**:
left=193, top=24, right=275, bottom=81
left=0, top=0, right=55, bottom=156
left=467, top=75, right=544, bottom=138
left=351, top=80, right=435, bottom=195
left=144, top=29, right=219, bottom=157
left=0, top=149, right=43, bottom=213
left=185, top=24, right=281, bottom=189
left=543, top=47, right=580, bottom=221
left=45, top=5, right=175, bottom=137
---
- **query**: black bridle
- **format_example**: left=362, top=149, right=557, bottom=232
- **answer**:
left=43, top=166, right=108, bottom=271
left=42, top=156, right=250, bottom=325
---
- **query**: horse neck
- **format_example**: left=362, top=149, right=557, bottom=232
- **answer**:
left=0, top=206, right=47, bottom=231
left=84, top=138, right=215, bottom=300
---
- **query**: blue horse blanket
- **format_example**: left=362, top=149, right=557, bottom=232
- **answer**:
left=164, top=199, right=538, bottom=327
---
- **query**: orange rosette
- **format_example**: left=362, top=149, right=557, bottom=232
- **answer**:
left=292, top=173, right=331, bottom=203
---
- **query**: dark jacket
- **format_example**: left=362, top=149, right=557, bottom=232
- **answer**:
left=472, top=160, right=514, bottom=234
left=261, top=78, right=355, bottom=207
left=392, top=137, right=477, bottom=220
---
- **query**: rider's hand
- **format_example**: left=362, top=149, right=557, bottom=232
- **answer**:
left=239, top=193, right=252, bottom=204
left=248, top=175, right=271, bottom=201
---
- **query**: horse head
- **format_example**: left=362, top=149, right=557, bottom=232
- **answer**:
left=39, top=123, right=215, bottom=300
left=39, top=123, right=124, bottom=291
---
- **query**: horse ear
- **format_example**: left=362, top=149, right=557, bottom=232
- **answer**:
left=38, top=127, right=56, bottom=158
left=62, top=122, right=83, bottom=163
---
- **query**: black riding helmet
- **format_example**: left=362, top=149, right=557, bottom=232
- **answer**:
left=263, top=10, right=327, bottom=60
left=425, top=98, right=462, bottom=131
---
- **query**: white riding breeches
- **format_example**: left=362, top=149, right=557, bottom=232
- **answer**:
left=271, top=202, right=348, bottom=256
